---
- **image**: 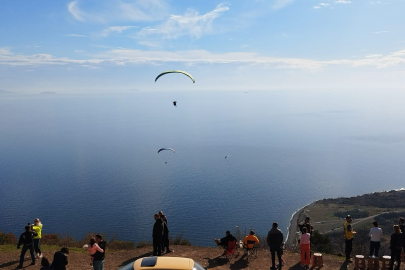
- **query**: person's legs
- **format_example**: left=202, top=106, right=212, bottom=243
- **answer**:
left=395, top=248, right=401, bottom=270
left=93, top=259, right=104, bottom=270
left=345, top=239, right=353, bottom=260
left=369, top=241, right=374, bottom=257
left=18, top=245, right=29, bottom=267
left=29, top=245, right=35, bottom=264
left=374, top=242, right=380, bottom=257
left=300, top=245, right=306, bottom=266
left=34, top=239, right=41, bottom=256
left=304, top=244, right=310, bottom=265
left=270, top=247, right=276, bottom=269
left=276, top=247, right=282, bottom=267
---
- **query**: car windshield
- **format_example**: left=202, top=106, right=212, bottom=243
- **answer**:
left=193, top=261, right=206, bottom=270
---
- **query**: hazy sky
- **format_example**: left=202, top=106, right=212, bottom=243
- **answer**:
left=1, top=0, right=405, bottom=93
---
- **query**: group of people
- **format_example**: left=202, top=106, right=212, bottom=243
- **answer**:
left=296, top=214, right=405, bottom=270
left=16, top=218, right=43, bottom=269
left=152, top=211, right=172, bottom=256
left=16, top=218, right=107, bottom=270
left=345, top=215, right=405, bottom=270
left=213, top=223, right=285, bottom=269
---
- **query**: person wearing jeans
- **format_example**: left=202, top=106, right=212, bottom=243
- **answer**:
left=93, top=234, right=106, bottom=270
left=369, top=221, right=382, bottom=257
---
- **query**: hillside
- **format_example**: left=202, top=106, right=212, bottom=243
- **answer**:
left=0, top=244, right=346, bottom=270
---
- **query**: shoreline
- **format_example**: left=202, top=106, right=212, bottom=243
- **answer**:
left=285, top=200, right=317, bottom=249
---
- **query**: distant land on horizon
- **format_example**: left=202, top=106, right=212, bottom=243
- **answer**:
left=0, top=89, right=11, bottom=93
left=39, top=91, right=57, bottom=95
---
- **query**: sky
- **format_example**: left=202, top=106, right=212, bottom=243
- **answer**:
left=1, top=0, right=405, bottom=93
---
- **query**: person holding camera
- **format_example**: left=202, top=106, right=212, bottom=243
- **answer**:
left=32, top=218, right=43, bottom=258
left=17, top=224, right=38, bottom=268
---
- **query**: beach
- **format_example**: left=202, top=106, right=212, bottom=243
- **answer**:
left=285, top=202, right=315, bottom=249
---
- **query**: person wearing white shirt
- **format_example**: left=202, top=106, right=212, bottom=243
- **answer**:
left=369, top=221, right=383, bottom=257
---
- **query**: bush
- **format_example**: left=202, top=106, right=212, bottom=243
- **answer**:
left=0, top=232, right=12, bottom=245
left=136, top=241, right=151, bottom=248
left=170, top=232, right=191, bottom=246
left=311, top=230, right=333, bottom=254
left=109, top=240, right=135, bottom=250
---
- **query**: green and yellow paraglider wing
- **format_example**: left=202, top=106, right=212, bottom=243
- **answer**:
left=154, top=70, right=195, bottom=83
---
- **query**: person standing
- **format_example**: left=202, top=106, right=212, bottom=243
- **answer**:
left=51, top=247, right=69, bottom=270
left=389, top=225, right=403, bottom=270
left=297, top=217, right=313, bottom=236
left=161, top=214, right=172, bottom=253
left=17, top=224, right=38, bottom=268
left=398, top=217, right=405, bottom=254
left=93, top=234, right=106, bottom=270
left=32, top=218, right=43, bottom=258
left=153, top=213, right=163, bottom=256
left=267, top=222, right=284, bottom=270
left=369, top=221, right=383, bottom=258
left=300, top=227, right=311, bottom=268
left=343, top=215, right=356, bottom=262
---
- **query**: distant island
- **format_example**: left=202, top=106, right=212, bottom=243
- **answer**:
left=0, top=89, right=11, bottom=93
left=286, top=189, right=405, bottom=255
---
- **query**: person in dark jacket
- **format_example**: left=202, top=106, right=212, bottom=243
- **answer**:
left=267, top=222, right=284, bottom=270
left=93, top=234, right=106, bottom=270
left=51, top=247, right=69, bottom=270
left=17, top=224, right=38, bottom=268
left=389, top=225, right=403, bottom=270
left=214, top=231, right=236, bottom=248
left=161, top=214, right=172, bottom=253
left=153, top=213, right=163, bottom=256
left=399, top=217, right=405, bottom=254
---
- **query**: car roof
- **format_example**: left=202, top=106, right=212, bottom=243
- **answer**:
left=133, top=257, right=194, bottom=270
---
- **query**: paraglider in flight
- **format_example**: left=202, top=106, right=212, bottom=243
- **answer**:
left=225, top=156, right=228, bottom=159
left=155, top=70, right=195, bottom=83
left=173, top=101, right=177, bottom=107
left=158, top=148, right=175, bottom=154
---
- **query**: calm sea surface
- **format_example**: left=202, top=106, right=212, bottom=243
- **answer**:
left=1, top=89, right=405, bottom=246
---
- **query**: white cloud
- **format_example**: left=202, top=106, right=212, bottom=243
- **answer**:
left=313, top=6, right=321, bottom=9
left=2, top=47, right=405, bottom=70
left=66, top=34, right=87, bottom=37
left=336, top=0, right=351, bottom=4
left=272, top=0, right=295, bottom=10
left=100, top=26, right=137, bottom=37
left=118, top=0, right=168, bottom=21
left=137, top=4, right=229, bottom=39
left=319, top=3, right=330, bottom=6
left=67, top=0, right=167, bottom=23
left=68, top=1, right=84, bottom=22
left=374, top=31, right=389, bottom=34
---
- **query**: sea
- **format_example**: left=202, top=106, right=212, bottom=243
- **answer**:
left=1, top=89, right=405, bottom=246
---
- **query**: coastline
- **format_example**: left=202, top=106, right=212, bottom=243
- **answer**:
left=285, top=201, right=317, bottom=249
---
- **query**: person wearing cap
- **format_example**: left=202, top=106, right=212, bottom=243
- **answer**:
left=297, top=217, right=313, bottom=235
left=369, top=221, right=382, bottom=257
left=344, top=215, right=356, bottom=262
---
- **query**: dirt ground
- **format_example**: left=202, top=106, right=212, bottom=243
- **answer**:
left=0, top=245, right=353, bottom=270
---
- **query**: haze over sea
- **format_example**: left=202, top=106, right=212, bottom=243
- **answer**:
left=1, top=89, right=405, bottom=246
